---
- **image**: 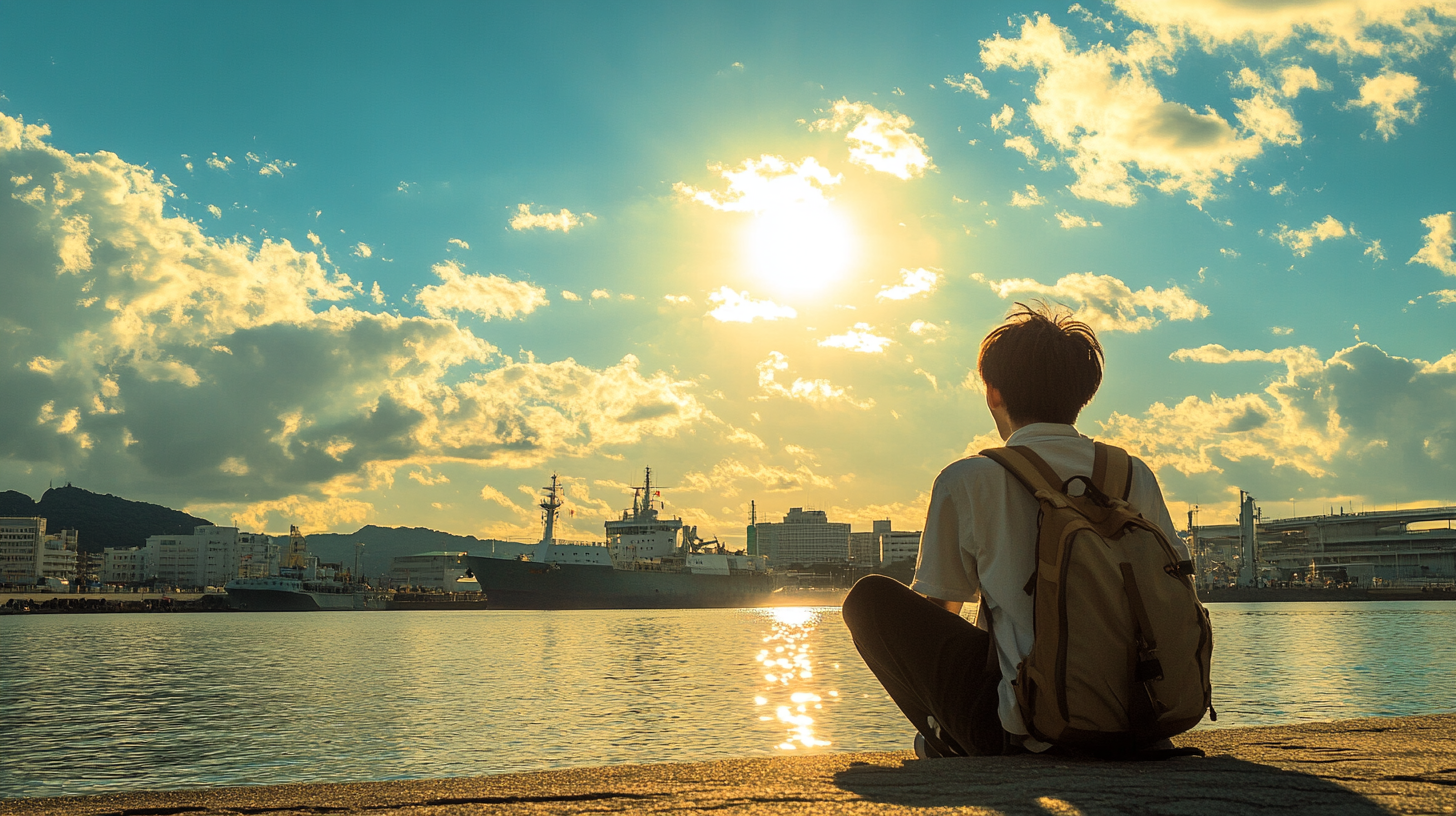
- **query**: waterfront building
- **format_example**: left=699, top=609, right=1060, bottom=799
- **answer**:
left=0, top=518, right=79, bottom=584
left=1189, top=502, right=1456, bottom=587
left=236, top=532, right=279, bottom=578
left=847, top=519, right=921, bottom=566
left=102, top=547, right=150, bottom=584
left=389, top=551, right=478, bottom=590
left=145, top=525, right=241, bottom=588
left=882, top=529, right=922, bottom=564
left=752, top=508, right=850, bottom=565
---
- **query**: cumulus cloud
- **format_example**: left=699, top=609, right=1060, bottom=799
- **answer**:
left=944, top=72, right=990, bottom=98
left=1280, top=65, right=1323, bottom=97
left=907, top=320, right=945, bottom=342
left=818, top=324, right=893, bottom=354
left=679, top=457, right=835, bottom=497
left=974, top=271, right=1209, bottom=333
left=808, top=99, right=934, bottom=180
left=756, top=352, right=874, bottom=409
left=225, top=495, right=373, bottom=535
left=1410, top=212, right=1456, bottom=275
left=1101, top=342, right=1456, bottom=506
left=706, top=287, right=797, bottom=323
left=353, top=242, right=372, bottom=258
left=561, top=290, right=582, bottom=301
left=206, top=204, right=222, bottom=219
left=990, top=104, right=1015, bottom=131
left=448, top=238, right=469, bottom=249
left=1010, top=184, right=1046, bottom=208
left=0, top=111, right=707, bottom=518
left=876, top=268, right=941, bottom=301
left=981, top=15, right=1264, bottom=207
left=1349, top=71, right=1423, bottom=139
left=413, top=261, right=549, bottom=320
left=1056, top=210, right=1102, bottom=228
left=663, top=294, right=693, bottom=304
left=509, top=203, right=595, bottom=232
left=1111, top=0, right=1456, bottom=60
left=675, top=155, right=841, bottom=213
left=1273, top=215, right=1349, bottom=256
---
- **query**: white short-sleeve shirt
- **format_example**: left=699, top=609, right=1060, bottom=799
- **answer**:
left=909, top=422, right=1186, bottom=741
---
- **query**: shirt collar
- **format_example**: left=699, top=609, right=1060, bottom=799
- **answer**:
left=1004, top=423, right=1086, bottom=446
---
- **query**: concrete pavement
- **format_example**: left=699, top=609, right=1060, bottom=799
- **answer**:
left=3, top=714, right=1453, bottom=815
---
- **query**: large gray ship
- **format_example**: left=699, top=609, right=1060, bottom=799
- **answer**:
left=463, top=470, right=775, bottom=609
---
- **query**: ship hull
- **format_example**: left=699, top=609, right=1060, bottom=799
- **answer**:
left=464, top=555, right=776, bottom=609
left=225, top=587, right=361, bottom=611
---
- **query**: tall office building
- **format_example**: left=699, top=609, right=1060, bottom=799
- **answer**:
left=752, top=508, right=850, bottom=565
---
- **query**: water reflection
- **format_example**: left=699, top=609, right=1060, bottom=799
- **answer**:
left=752, top=607, right=837, bottom=751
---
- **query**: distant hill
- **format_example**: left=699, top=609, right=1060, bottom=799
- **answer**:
left=302, top=525, right=529, bottom=573
left=0, top=485, right=214, bottom=553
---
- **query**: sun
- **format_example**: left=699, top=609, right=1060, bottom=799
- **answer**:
left=744, top=205, right=856, bottom=296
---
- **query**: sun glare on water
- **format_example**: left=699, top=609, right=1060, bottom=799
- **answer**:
left=745, top=205, right=856, bottom=295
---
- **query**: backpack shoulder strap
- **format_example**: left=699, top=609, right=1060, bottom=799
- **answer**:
left=980, top=445, right=1063, bottom=498
left=1092, top=442, right=1133, bottom=501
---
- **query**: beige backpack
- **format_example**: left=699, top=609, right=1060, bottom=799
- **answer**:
left=982, top=442, right=1214, bottom=751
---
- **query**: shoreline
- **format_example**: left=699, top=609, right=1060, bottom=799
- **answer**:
left=2, top=714, right=1451, bottom=814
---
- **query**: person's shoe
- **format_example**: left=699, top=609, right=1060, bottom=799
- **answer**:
left=913, top=732, right=943, bottom=759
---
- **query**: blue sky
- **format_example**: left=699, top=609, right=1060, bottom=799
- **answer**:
left=2, top=1, right=1454, bottom=542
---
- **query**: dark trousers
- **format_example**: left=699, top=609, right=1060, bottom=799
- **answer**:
left=841, top=574, right=1010, bottom=756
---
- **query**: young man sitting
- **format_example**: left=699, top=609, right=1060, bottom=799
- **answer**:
left=842, top=302, right=1188, bottom=757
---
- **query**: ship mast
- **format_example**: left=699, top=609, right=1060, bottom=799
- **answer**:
left=537, top=474, right=563, bottom=562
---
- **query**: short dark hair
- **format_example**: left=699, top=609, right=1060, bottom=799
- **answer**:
left=977, top=301, right=1103, bottom=425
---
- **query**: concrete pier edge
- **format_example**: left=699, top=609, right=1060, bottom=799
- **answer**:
left=3, top=714, right=1453, bottom=815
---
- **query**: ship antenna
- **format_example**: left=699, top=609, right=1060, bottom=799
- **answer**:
left=538, top=474, right=563, bottom=561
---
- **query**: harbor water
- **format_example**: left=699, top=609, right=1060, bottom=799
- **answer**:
left=2, top=601, right=1454, bottom=798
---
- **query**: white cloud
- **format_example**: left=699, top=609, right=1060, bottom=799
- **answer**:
left=1364, top=239, right=1386, bottom=261
left=306, top=231, right=321, bottom=246
left=257, top=160, right=296, bottom=177
left=1055, top=210, right=1102, bottom=229
left=876, top=267, right=941, bottom=300
left=408, top=467, right=450, bottom=486
left=1433, top=289, right=1456, bottom=304
left=1273, top=215, right=1349, bottom=256
left=907, top=320, right=945, bottom=342
left=678, top=457, right=836, bottom=496
left=981, top=14, right=1264, bottom=207
left=1234, top=92, right=1302, bottom=146
left=663, top=294, right=693, bottom=304
left=756, top=352, right=874, bottom=409
left=1279, top=65, right=1323, bottom=97
left=561, top=290, right=582, bottom=301
left=990, top=104, right=1015, bottom=131
left=724, top=426, right=766, bottom=449
left=206, top=204, right=222, bottom=219
left=1349, top=71, right=1423, bottom=139
left=944, top=72, right=990, bottom=98
left=0, top=111, right=708, bottom=511
left=1010, top=184, right=1046, bottom=208
left=675, top=155, right=841, bottom=213
left=206, top=155, right=232, bottom=171
left=353, top=242, right=372, bottom=258
left=448, top=238, right=469, bottom=249
left=1112, top=0, right=1456, bottom=60
left=369, top=282, right=385, bottom=305
left=808, top=99, right=934, bottom=180
left=1272, top=326, right=1295, bottom=336
left=818, top=323, right=893, bottom=354
left=974, top=271, right=1209, bottom=333
left=1410, top=212, right=1456, bottom=276
left=510, top=203, right=595, bottom=232
left=413, top=261, right=548, bottom=320
left=1101, top=343, right=1456, bottom=506
left=706, top=287, right=797, bottom=323
left=591, top=289, right=611, bottom=300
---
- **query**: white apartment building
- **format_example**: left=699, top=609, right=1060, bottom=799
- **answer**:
left=847, top=519, right=921, bottom=566
left=102, top=547, right=151, bottom=584
left=389, top=551, right=478, bottom=591
left=882, top=530, right=922, bottom=564
left=0, top=518, right=79, bottom=584
left=146, top=526, right=241, bottom=588
left=752, top=508, right=851, bottom=566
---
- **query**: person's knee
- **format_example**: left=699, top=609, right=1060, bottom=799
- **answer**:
left=842, top=574, right=908, bottom=633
